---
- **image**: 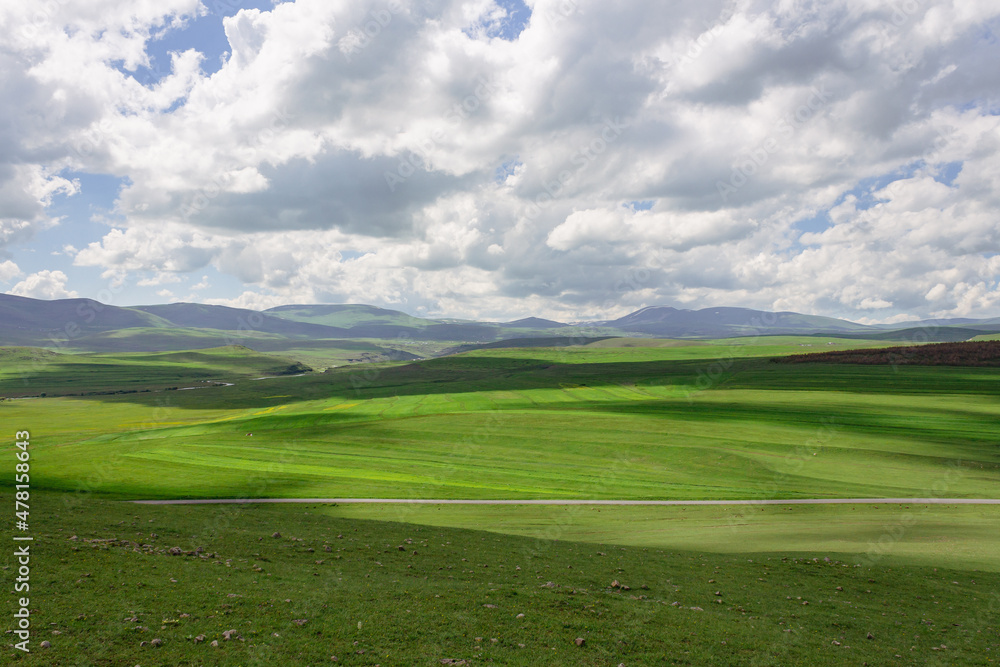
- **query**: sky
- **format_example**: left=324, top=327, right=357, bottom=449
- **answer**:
left=1, top=0, right=999, bottom=324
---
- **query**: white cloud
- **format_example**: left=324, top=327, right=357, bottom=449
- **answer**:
left=9, top=270, right=78, bottom=299
left=1, top=0, right=999, bottom=321
left=0, top=260, right=21, bottom=283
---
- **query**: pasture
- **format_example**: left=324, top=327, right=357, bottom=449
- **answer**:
left=2, top=337, right=999, bottom=663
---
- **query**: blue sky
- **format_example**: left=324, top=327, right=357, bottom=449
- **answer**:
left=1, top=0, right=999, bottom=323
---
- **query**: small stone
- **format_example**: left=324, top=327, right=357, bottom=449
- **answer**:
left=40, top=641, right=51, bottom=648
left=211, top=640, right=219, bottom=647
left=516, top=613, right=525, bottom=618
left=575, top=637, right=586, bottom=646
left=867, top=632, right=874, bottom=640
left=151, top=638, right=162, bottom=647
left=272, top=532, right=281, bottom=538
left=194, top=634, right=205, bottom=643
left=832, top=640, right=841, bottom=646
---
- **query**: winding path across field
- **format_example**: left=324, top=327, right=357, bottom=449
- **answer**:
left=130, top=498, right=1000, bottom=505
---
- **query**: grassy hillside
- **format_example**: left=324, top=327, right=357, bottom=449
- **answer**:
left=265, top=303, right=442, bottom=328
left=5, top=340, right=998, bottom=504
left=0, top=345, right=312, bottom=397
left=3, top=340, right=1000, bottom=664
left=2, top=491, right=997, bottom=665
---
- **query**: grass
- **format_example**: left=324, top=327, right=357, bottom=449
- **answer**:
left=4, top=491, right=998, bottom=666
left=0, top=346, right=311, bottom=397
left=324, top=503, right=1000, bottom=572
left=3, top=339, right=1000, bottom=663
left=5, top=342, right=1000, bottom=503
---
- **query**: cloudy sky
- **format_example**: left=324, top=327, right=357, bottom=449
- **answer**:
left=1, top=0, right=998, bottom=323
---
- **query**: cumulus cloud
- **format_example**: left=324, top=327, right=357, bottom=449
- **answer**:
left=9, top=270, right=78, bottom=299
left=0, top=260, right=21, bottom=283
left=1, top=0, right=999, bottom=320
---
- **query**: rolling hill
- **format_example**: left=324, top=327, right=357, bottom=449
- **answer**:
left=601, top=305, right=871, bottom=338
left=2, top=294, right=998, bottom=353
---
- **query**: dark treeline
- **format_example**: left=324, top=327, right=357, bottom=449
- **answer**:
left=774, top=340, right=1000, bottom=366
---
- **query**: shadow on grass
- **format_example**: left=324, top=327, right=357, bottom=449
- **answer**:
left=4, top=354, right=1000, bottom=413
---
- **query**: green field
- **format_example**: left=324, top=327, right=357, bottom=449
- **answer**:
left=4, top=492, right=999, bottom=666
left=2, top=338, right=999, bottom=663
left=5, top=339, right=998, bottom=503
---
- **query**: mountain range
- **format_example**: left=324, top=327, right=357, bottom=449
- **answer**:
left=1, top=293, right=997, bottom=354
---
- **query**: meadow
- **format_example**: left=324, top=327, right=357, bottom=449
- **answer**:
left=2, top=336, right=999, bottom=663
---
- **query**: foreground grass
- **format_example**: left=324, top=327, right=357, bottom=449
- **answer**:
left=324, top=503, right=1000, bottom=573
left=3, top=492, right=998, bottom=666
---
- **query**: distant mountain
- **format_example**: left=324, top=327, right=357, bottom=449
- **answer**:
left=869, top=317, right=974, bottom=328
left=0, top=293, right=165, bottom=345
left=602, top=306, right=870, bottom=338
left=870, top=317, right=1000, bottom=330
left=133, top=303, right=349, bottom=337
left=2, top=294, right=996, bottom=352
left=265, top=304, right=441, bottom=329
left=502, top=317, right=568, bottom=329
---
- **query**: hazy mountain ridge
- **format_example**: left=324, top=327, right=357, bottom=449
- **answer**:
left=1, top=294, right=996, bottom=352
